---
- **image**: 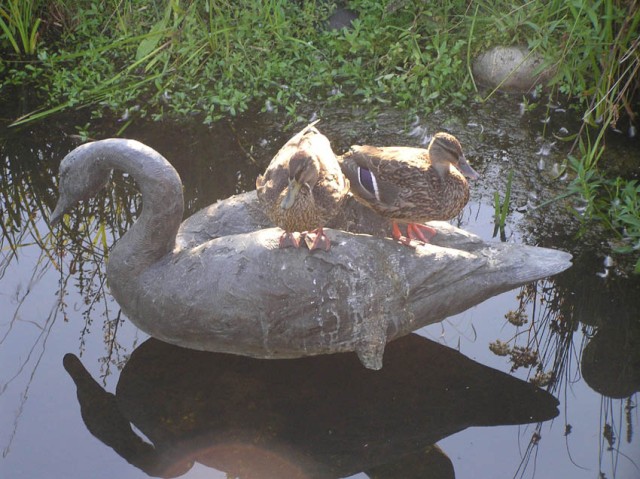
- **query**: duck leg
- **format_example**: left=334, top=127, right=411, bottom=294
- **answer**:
left=303, top=227, right=332, bottom=251
left=406, top=223, right=437, bottom=243
left=392, top=222, right=437, bottom=246
left=392, top=222, right=412, bottom=246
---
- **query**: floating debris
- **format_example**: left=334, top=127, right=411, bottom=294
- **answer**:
left=519, top=102, right=526, bottom=116
left=597, top=255, right=615, bottom=278
left=536, top=142, right=555, bottom=156
left=119, top=105, right=140, bottom=122
left=530, top=431, right=541, bottom=446
left=407, top=125, right=424, bottom=137
left=467, top=121, right=484, bottom=134
left=407, top=124, right=430, bottom=145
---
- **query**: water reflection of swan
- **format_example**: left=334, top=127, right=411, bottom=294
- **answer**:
left=50, top=138, right=572, bottom=369
left=64, top=334, right=559, bottom=478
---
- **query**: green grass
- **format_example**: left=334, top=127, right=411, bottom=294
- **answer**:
left=3, top=0, right=478, bottom=125
left=2, top=0, right=637, bottom=126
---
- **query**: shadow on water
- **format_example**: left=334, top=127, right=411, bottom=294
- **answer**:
left=1, top=94, right=639, bottom=478
left=63, top=334, right=558, bottom=479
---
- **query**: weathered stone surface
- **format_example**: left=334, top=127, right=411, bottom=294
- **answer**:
left=473, top=46, right=554, bottom=93
left=52, top=139, right=572, bottom=369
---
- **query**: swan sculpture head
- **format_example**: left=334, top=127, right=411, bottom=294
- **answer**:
left=50, top=143, right=112, bottom=224
left=50, top=138, right=571, bottom=370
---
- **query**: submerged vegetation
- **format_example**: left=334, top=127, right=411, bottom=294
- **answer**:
left=0, top=0, right=639, bottom=267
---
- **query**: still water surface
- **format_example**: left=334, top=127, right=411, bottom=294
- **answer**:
left=1, top=97, right=639, bottom=478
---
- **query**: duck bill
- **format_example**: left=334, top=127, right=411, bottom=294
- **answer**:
left=280, top=179, right=303, bottom=210
left=458, top=155, right=480, bottom=180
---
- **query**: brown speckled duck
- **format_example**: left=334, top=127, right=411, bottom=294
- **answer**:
left=256, top=122, right=349, bottom=251
left=338, top=132, right=479, bottom=245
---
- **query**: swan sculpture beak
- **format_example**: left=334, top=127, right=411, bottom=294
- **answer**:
left=50, top=199, right=69, bottom=226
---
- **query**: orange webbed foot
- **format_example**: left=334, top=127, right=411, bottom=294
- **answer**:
left=406, top=223, right=437, bottom=243
left=279, top=231, right=302, bottom=249
left=303, top=227, right=331, bottom=251
left=392, top=222, right=436, bottom=247
left=391, top=222, right=411, bottom=246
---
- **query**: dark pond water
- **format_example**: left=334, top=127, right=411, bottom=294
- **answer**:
left=1, top=94, right=639, bottom=479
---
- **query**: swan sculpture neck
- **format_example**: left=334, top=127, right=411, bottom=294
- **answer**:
left=54, top=139, right=184, bottom=277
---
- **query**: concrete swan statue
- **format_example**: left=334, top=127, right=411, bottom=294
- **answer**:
left=51, top=138, right=572, bottom=369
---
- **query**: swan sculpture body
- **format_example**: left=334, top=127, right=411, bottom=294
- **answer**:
left=51, top=139, right=572, bottom=369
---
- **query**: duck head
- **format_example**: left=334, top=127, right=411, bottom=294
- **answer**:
left=280, top=152, right=320, bottom=210
left=429, top=132, right=480, bottom=181
left=50, top=143, right=112, bottom=225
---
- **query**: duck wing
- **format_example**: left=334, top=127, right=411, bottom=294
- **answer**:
left=340, top=145, right=430, bottom=209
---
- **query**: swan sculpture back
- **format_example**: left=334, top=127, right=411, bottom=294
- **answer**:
left=51, top=138, right=572, bottom=369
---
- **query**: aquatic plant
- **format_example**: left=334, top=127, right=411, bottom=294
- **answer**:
left=0, top=130, right=138, bottom=369
left=493, top=169, right=513, bottom=241
left=0, top=0, right=42, bottom=56
left=490, top=277, right=640, bottom=478
left=470, top=0, right=640, bottom=271
left=564, top=132, right=640, bottom=273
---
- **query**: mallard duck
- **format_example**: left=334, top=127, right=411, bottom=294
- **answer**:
left=338, top=132, right=479, bottom=245
left=256, top=122, right=349, bottom=251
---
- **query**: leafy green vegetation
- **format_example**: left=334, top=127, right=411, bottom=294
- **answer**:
left=2, top=0, right=478, bottom=125
left=1, top=1, right=637, bottom=126
left=568, top=152, right=640, bottom=273
left=464, top=0, right=640, bottom=270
